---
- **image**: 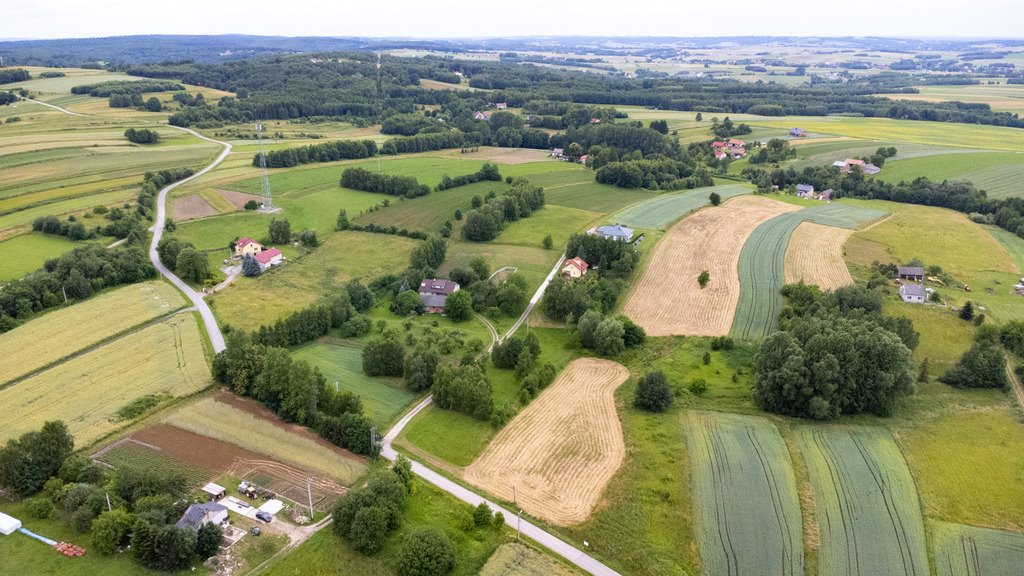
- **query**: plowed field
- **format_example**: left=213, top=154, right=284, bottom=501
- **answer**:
left=622, top=195, right=799, bottom=336
left=464, top=358, right=630, bottom=526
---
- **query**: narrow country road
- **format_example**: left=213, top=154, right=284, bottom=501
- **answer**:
left=381, top=254, right=620, bottom=576
left=149, top=126, right=232, bottom=353
left=16, top=94, right=85, bottom=116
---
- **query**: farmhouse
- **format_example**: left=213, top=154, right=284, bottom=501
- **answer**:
left=473, top=111, right=491, bottom=121
left=175, top=502, right=228, bottom=530
left=234, top=237, right=265, bottom=258
left=796, top=184, right=833, bottom=201
left=790, top=127, right=807, bottom=137
left=579, top=154, right=588, bottom=165
left=596, top=224, right=634, bottom=242
left=494, top=102, right=508, bottom=109
left=419, top=279, right=460, bottom=314
left=713, top=140, right=747, bottom=159
left=833, top=158, right=881, bottom=175
left=899, top=283, right=927, bottom=304
left=898, top=266, right=925, bottom=281
left=551, top=147, right=565, bottom=158
left=562, top=257, right=589, bottom=278
left=253, top=248, right=283, bottom=272
left=590, top=117, right=601, bottom=123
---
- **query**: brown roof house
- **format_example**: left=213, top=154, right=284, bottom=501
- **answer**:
left=419, top=279, right=460, bottom=314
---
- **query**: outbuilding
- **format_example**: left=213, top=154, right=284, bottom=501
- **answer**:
left=900, top=283, right=927, bottom=304
left=898, top=266, right=925, bottom=281
left=0, top=512, right=22, bottom=536
left=254, top=248, right=284, bottom=272
left=202, top=482, right=226, bottom=501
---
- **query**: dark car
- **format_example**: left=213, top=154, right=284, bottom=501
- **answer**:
left=255, top=511, right=273, bottom=523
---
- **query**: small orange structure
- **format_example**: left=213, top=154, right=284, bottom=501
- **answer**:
left=55, top=542, right=86, bottom=557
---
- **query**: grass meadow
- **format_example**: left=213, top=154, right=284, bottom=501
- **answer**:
left=0, top=233, right=109, bottom=281
left=878, top=151, right=1024, bottom=199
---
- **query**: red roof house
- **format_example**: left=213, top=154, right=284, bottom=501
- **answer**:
left=562, top=257, right=589, bottom=279
left=253, top=248, right=283, bottom=271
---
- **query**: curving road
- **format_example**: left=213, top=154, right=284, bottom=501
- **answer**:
left=16, top=94, right=85, bottom=116
left=380, top=253, right=620, bottom=576
left=149, top=127, right=232, bottom=353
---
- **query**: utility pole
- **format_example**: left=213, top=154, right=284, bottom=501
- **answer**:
left=105, top=492, right=112, bottom=512
left=517, top=509, right=522, bottom=542
left=306, top=478, right=314, bottom=518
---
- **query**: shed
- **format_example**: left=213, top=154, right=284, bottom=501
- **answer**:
left=898, top=266, right=925, bottom=281
left=796, top=184, right=815, bottom=197
left=0, top=512, right=22, bottom=536
left=202, top=482, right=226, bottom=501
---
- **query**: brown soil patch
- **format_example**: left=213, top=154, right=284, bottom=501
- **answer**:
left=435, top=146, right=555, bottom=164
left=132, top=423, right=268, bottom=473
left=217, top=189, right=262, bottom=209
left=171, top=194, right=218, bottom=220
left=784, top=222, right=855, bottom=290
left=464, top=358, right=630, bottom=526
left=212, top=390, right=366, bottom=466
left=622, top=195, right=800, bottom=336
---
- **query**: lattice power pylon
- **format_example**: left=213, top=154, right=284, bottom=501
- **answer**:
left=256, top=122, right=273, bottom=211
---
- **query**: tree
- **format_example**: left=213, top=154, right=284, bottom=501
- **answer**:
left=346, top=280, right=374, bottom=312
left=472, top=502, right=492, bottom=527
left=363, top=334, right=405, bottom=377
left=960, top=301, right=975, bottom=321
left=145, top=97, right=162, bottom=112
left=404, top=347, right=440, bottom=392
left=635, top=371, right=672, bottom=412
left=396, top=528, right=456, bottom=576
left=565, top=142, right=584, bottom=162
left=195, top=522, right=222, bottom=559
left=542, top=234, right=553, bottom=249
left=391, top=290, right=423, bottom=316
left=444, top=289, right=472, bottom=322
left=393, top=455, right=414, bottom=492
left=91, top=509, right=134, bottom=554
left=695, top=112, right=703, bottom=121
left=241, top=254, right=261, bottom=277
left=336, top=208, right=350, bottom=230
left=433, top=364, right=493, bottom=420
left=918, top=358, right=930, bottom=383
left=619, top=316, right=646, bottom=347
left=0, top=420, right=74, bottom=497
left=709, top=192, right=721, bottom=206
left=454, top=209, right=462, bottom=221
left=698, top=270, right=710, bottom=288
left=593, top=317, right=625, bottom=356
left=577, top=309, right=602, bottom=349
left=939, top=333, right=1007, bottom=389
left=175, top=247, right=210, bottom=284
left=350, top=506, right=389, bottom=554
left=268, top=218, right=291, bottom=244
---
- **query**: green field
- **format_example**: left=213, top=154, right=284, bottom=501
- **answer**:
left=984, top=225, right=1024, bottom=272
left=610, top=184, right=751, bottom=230
left=0, top=233, right=109, bottom=282
left=493, top=204, right=599, bottom=249
left=797, top=426, right=929, bottom=576
left=931, top=521, right=1024, bottom=576
left=686, top=412, right=803, bottom=576
left=878, top=152, right=1024, bottom=199
left=732, top=202, right=887, bottom=339
left=0, top=281, right=185, bottom=386
left=291, top=341, right=417, bottom=427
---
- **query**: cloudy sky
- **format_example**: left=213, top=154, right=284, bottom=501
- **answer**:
left=3, top=0, right=1022, bottom=40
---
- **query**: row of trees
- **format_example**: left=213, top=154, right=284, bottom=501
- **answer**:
left=0, top=68, right=31, bottom=84
left=71, top=79, right=181, bottom=97
left=460, top=181, right=545, bottom=241
left=32, top=214, right=93, bottom=241
left=124, top=127, right=161, bottom=144
left=341, top=167, right=431, bottom=199
left=595, top=158, right=713, bottom=190
left=436, top=162, right=501, bottom=190
left=253, top=139, right=378, bottom=168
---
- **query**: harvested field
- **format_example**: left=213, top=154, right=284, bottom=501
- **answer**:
left=464, top=358, right=630, bottom=526
left=0, top=281, right=184, bottom=386
left=797, top=426, right=929, bottom=576
left=217, top=188, right=263, bottom=209
left=435, top=146, right=555, bottom=164
left=686, top=412, right=804, bottom=576
left=0, top=314, right=210, bottom=447
left=622, top=195, right=799, bottom=336
left=611, top=184, right=751, bottom=230
left=784, top=222, right=854, bottom=290
left=171, top=193, right=218, bottom=220
left=162, top=393, right=367, bottom=485
left=932, top=520, right=1024, bottom=576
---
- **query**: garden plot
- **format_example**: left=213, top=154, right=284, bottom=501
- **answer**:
left=610, top=184, right=751, bottom=230
left=932, top=520, right=1024, bottom=576
left=686, top=412, right=804, bottom=576
left=797, top=427, right=929, bottom=576
left=464, top=358, right=630, bottom=526
left=623, top=195, right=799, bottom=336
left=732, top=203, right=886, bottom=340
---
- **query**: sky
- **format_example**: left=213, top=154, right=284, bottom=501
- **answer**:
left=3, top=0, right=1023, bottom=40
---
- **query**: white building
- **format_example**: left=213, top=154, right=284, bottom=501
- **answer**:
left=900, top=283, right=926, bottom=304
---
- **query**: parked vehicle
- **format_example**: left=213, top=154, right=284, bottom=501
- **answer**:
left=255, top=511, right=272, bottom=523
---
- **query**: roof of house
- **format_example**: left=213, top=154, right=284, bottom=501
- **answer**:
left=898, top=266, right=925, bottom=276
left=552, top=147, right=564, bottom=155
left=175, top=502, right=227, bottom=530
left=596, top=224, right=634, bottom=239
left=846, top=158, right=865, bottom=165
left=563, top=257, right=589, bottom=271
left=236, top=237, right=260, bottom=249
left=796, top=184, right=814, bottom=193
left=419, top=279, right=459, bottom=295
left=790, top=127, right=806, bottom=133
left=253, top=248, right=282, bottom=264
left=728, top=138, right=745, bottom=145
left=712, top=141, right=726, bottom=148
left=901, top=283, right=927, bottom=297
left=420, top=293, right=448, bottom=309
left=833, top=160, right=848, bottom=167
left=820, top=188, right=834, bottom=197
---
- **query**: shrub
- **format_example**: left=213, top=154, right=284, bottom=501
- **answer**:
left=25, top=497, right=54, bottom=519
left=444, top=289, right=472, bottom=322
left=195, top=522, right=222, bottom=559
left=960, top=301, right=975, bottom=321
left=472, top=502, right=492, bottom=527
left=698, top=270, right=710, bottom=288
left=92, top=509, right=133, bottom=554
left=635, top=371, right=672, bottom=412
left=396, top=528, right=456, bottom=576
left=709, top=192, right=721, bottom=205
left=688, top=379, right=708, bottom=395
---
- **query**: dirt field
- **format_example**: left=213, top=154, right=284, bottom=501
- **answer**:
left=784, top=221, right=855, bottom=290
left=172, top=194, right=218, bottom=220
left=217, top=188, right=262, bottom=209
left=464, top=358, right=630, bottom=526
left=435, top=146, right=554, bottom=164
left=622, top=195, right=800, bottom=336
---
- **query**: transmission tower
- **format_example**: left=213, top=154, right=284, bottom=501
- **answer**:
left=256, top=122, right=273, bottom=211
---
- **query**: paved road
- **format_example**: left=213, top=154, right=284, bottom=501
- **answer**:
left=148, top=126, right=232, bottom=353
left=381, top=253, right=619, bottom=576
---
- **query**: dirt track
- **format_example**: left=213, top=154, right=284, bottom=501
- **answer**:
left=784, top=222, right=854, bottom=290
left=464, top=358, right=630, bottom=526
left=622, top=195, right=799, bottom=336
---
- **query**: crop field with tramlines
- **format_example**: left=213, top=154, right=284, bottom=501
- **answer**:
left=0, top=314, right=210, bottom=447
left=797, top=426, right=929, bottom=576
left=685, top=412, right=803, bottom=576
left=931, top=521, right=1024, bottom=576
left=610, top=184, right=751, bottom=230
left=731, top=203, right=886, bottom=340
left=0, top=281, right=185, bottom=386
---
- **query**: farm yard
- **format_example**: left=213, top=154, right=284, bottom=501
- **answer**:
left=0, top=313, right=210, bottom=447
left=622, top=195, right=800, bottom=336
left=0, top=281, right=185, bottom=385
left=797, top=427, right=929, bottom=576
left=685, top=412, right=803, bottom=576
left=464, top=358, right=630, bottom=526
left=784, top=222, right=855, bottom=290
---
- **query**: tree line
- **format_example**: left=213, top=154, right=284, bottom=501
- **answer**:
left=253, top=139, right=378, bottom=168
left=436, top=163, right=501, bottom=190
left=71, top=79, right=181, bottom=97
left=341, top=167, right=431, bottom=199
left=0, top=68, right=31, bottom=84
left=460, top=181, right=545, bottom=241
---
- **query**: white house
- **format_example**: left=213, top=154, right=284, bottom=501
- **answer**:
left=899, top=283, right=926, bottom=304
left=175, top=503, right=228, bottom=530
left=253, top=248, right=283, bottom=272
